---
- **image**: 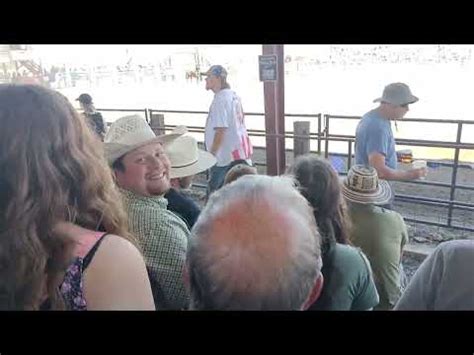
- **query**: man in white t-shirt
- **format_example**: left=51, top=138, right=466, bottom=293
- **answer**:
left=202, top=65, right=253, bottom=193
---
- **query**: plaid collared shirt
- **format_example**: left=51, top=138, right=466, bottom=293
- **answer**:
left=120, top=188, right=191, bottom=310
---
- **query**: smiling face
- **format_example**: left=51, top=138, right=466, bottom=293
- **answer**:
left=114, top=142, right=171, bottom=197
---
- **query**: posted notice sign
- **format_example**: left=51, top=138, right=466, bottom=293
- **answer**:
left=259, top=55, right=277, bottom=82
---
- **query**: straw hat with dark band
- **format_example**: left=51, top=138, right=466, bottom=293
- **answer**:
left=341, top=165, right=392, bottom=205
left=165, top=135, right=216, bottom=178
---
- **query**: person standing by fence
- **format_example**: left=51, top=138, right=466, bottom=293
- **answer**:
left=202, top=65, right=253, bottom=193
left=355, top=83, right=426, bottom=208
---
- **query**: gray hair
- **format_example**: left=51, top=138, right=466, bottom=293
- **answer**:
left=187, top=175, right=322, bottom=310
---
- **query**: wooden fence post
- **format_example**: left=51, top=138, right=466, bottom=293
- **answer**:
left=150, top=113, right=165, bottom=135
left=294, top=121, right=311, bottom=158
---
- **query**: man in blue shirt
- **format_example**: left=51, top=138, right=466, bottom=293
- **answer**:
left=355, top=83, right=427, bottom=206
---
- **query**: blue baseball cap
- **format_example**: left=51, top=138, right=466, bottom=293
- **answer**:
left=201, top=65, right=227, bottom=78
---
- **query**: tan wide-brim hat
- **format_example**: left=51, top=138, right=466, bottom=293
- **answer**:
left=165, top=135, right=216, bottom=178
left=104, top=114, right=187, bottom=165
left=341, top=165, right=392, bottom=205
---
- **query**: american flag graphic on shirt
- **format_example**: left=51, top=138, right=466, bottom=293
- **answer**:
left=231, top=95, right=253, bottom=160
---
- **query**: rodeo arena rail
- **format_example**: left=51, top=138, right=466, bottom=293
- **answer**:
left=99, top=107, right=474, bottom=233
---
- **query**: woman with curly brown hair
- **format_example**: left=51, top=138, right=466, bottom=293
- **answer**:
left=0, top=84, right=154, bottom=310
left=287, top=155, right=379, bottom=310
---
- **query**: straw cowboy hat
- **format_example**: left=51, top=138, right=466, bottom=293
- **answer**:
left=165, top=135, right=217, bottom=179
left=104, top=114, right=187, bottom=165
left=341, top=165, right=392, bottom=205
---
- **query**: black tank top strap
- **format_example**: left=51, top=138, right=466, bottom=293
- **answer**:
left=83, top=233, right=110, bottom=270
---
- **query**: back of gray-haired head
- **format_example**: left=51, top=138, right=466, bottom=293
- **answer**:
left=187, top=174, right=322, bottom=310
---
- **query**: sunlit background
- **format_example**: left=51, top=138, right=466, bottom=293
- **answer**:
left=2, top=44, right=473, bottom=160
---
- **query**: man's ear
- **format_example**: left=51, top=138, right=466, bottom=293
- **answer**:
left=302, top=273, right=324, bottom=310
left=112, top=169, right=120, bottom=184
left=113, top=167, right=126, bottom=187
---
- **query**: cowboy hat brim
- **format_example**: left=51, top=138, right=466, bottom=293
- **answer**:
left=341, top=178, right=392, bottom=205
left=169, top=150, right=217, bottom=179
left=105, top=126, right=187, bottom=165
left=373, top=95, right=419, bottom=105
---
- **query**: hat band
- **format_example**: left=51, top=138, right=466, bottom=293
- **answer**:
left=172, top=158, right=199, bottom=169
left=349, top=184, right=378, bottom=194
left=346, top=180, right=378, bottom=194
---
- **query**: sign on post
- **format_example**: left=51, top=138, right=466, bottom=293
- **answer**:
left=259, top=55, right=278, bottom=82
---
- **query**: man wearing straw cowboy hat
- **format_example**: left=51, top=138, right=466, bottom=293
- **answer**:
left=341, top=165, right=409, bottom=310
left=355, top=83, right=427, bottom=208
left=164, top=135, right=216, bottom=229
left=104, top=114, right=191, bottom=310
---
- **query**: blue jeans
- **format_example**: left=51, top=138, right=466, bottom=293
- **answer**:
left=208, top=165, right=231, bottom=194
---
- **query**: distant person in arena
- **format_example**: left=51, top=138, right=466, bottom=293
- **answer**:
left=76, top=93, right=107, bottom=141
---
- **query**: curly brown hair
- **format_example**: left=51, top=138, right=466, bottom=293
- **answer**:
left=0, top=84, right=135, bottom=310
left=287, top=155, right=351, bottom=256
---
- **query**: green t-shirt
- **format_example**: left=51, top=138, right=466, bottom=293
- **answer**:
left=309, top=244, right=379, bottom=310
left=348, top=204, right=408, bottom=310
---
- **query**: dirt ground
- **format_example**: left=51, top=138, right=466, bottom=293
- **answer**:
left=193, top=145, right=474, bottom=240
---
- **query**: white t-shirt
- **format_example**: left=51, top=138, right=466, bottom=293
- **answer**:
left=205, top=89, right=252, bottom=166
left=395, top=240, right=474, bottom=310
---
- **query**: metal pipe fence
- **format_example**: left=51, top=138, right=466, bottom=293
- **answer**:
left=99, top=107, right=474, bottom=232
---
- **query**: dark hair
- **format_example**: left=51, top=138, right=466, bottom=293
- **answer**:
left=112, top=155, right=126, bottom=172
left=228, top=159, right=251, bottom=170
left=0, top=84, right=134, bottom=310
left=287, top=155, right=351, bottom=256
left=77, top=93, right=92, bottom=105
left=224, top=164, right=257, bottom=185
